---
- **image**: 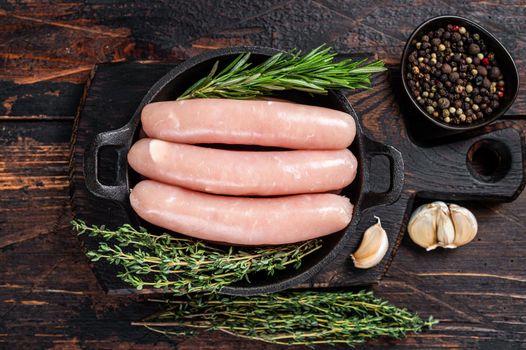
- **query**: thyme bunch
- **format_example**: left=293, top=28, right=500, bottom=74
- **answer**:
left=177, top=45, right=386, bottom=100
left=72, top=220, right=322, bottom=295
left=134, top=290, right=437, bottom=346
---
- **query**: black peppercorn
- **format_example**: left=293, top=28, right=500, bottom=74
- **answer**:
left=438, top=97, right=450, bottom=109
left=490, top=66, right=501, bottom=80
left=491, top=100, right=499, bottom=109
left=477, top=66, right=487, bottom=76
left=468, top=43, right=480, bottom=55
left=441, top=63, right=452, bottom=73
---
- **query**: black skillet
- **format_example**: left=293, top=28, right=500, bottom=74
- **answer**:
left=83, top=46, right=404, bottom=295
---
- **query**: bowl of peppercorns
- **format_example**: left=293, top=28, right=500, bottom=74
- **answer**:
left=401, top=15, right=519, bottom=130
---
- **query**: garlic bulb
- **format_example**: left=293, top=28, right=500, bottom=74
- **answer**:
left=449, top=204, right=478, bottom=248
left=408, top=201, right=478, bottom=250
left=351, top=216, right=389, bottom=269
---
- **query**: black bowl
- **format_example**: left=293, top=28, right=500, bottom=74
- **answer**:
left=401, top=15, right=519, bottom=131
left=84, top=46, right=404, bottom=295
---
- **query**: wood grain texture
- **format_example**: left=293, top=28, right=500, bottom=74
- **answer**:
left=1, top=1, right=526, bottom=349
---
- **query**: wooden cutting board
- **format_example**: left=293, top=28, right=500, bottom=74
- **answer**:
left=70, top=61, right=525, bottom=295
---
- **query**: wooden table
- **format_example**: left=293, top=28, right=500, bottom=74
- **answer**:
left=1, top=1, right=525, bottom=349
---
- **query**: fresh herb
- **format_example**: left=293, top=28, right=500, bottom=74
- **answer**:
left=72, top=220, right=322, bottom=295
left=133, top=290, right=437, bottom=346
left=177, top=45, right=386, bottom=100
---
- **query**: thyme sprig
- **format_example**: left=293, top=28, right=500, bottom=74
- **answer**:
left=133, top=290, right=437, bottom=346
left=72, top=220, right=322, bottom=295
left=177, top=45, right=386, bottom=100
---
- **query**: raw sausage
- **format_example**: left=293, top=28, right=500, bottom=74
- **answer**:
left=130, top=180, right=353, bottom=245
left=127, top=138, right=357, bottom=196
left=141, top=99, right=355, bottom=149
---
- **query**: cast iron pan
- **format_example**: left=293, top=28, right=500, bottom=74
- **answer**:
left=83, top=46, right=404, bottom=295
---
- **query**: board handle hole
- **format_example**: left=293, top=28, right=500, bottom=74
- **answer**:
left=467, top=139, right=512, bottom=182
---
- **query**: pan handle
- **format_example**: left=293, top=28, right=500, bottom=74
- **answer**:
left=84, top=125, right=132, bottom=203
left=360, top=136, right=405, bottom=209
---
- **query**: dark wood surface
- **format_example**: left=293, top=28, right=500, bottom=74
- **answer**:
left=1, top=1, right=526, bottom=349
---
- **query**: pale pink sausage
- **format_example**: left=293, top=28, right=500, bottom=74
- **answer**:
left=130, top=180, right=353, bottom=245
left=128, top=139, right=357, bottom=196
left=141, top=99, right=355, bottom=149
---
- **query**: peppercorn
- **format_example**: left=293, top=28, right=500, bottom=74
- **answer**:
left=468, top=43, right=480, bottom=55
left=441, top=63, right=452, bottom=73
left=482, top=57, right=489, bottom=65
left=477, top=66, right=487, bottom=76
left=438, top=97, right=450, bottom=109
left=491, top=100, right=499, bottom=109
left=490, top=82, right=497, bottom=93
left=490, top=66, right=501, bottom=79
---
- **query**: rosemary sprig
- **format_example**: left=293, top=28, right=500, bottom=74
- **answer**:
left=72, top=220, right=322, bottom=295
left=133, top=290, right=437, bottom=346
left=177, top=45, right=386, bottom=100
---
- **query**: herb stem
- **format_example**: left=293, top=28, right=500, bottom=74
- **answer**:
left=177, top=45, right=385, bottom=100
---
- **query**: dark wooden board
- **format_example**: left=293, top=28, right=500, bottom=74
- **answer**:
left=71, top=61, right=525, bottom=296
left=2, top=1, right=526, bottom=349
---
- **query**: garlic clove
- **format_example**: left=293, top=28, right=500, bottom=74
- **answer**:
left=407, top=202, right=444, bottom=251
left=351, top=216, right=389, bottom=269
left=449, top=204, right=478, bottom=248
left=436, top=202, right=455, bottom=248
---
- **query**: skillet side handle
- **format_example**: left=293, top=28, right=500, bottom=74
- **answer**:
left=84, top=126, right=131, bottom=203
left=360, top=136, right=405, bottom=210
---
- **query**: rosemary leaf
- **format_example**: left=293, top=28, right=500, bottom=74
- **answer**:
left=177, top=45, right=386, bottom=100
left=72, top=220, right=322, bottom=295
